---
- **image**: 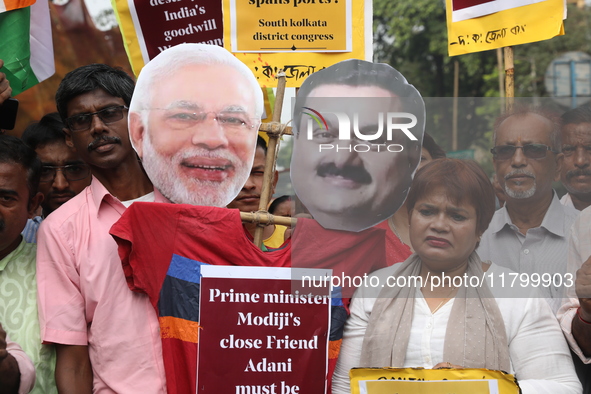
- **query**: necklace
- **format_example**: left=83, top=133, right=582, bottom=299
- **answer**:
left=428, top=286, right=457, bottom=314
left=388, top=216, right=407, bottom=245
left=387, top=217, right=401, bottom=240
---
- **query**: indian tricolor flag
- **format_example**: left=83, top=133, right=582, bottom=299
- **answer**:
left=0, top=0, right=35, bottom=12
left=0, top=0, right=54, bottom=96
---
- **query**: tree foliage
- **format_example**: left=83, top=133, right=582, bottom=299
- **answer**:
left=373, top=2, right=591, bottom=156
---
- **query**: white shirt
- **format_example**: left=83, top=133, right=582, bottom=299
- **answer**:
left=557, top=205, right=591, bottom=364
left=333, top=263, right=581, bottom=394
left=477, top=193, right=579, bottom=311
left=404, top=288, right=453, bottom=368
left=560, top=193, right=576, bottom=209
left=121, top=191, right=155, bottom=208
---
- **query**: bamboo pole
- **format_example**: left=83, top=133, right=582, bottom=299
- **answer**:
left=259, top=122, right=293, bottom=135
left=496, top=48, right=505, bottom=98
left=241, top=211, right=296, bottom=228
left=253, top=71, right=287, bottom=249
left=504, top=46, right=515, bottom=112
left=452, top=60, right=459, bottom=152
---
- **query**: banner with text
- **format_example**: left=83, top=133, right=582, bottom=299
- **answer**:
left=223, top=0, right=371, bottom=87
left=197, top=266, right=331, bottom=394
left=350, top=368, right=520, bottom=394
left=446, top=0, right=564, bottom=56
left=451, top=0, right=547, bottom=23
left=111, top=0, right=223, bottom=76
left=229, top=0, right=351, bottom=52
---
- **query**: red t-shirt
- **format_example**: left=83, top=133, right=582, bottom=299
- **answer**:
left=111, top=203, right=387, bottom=393
left=374, top=220, right=413, bottom=266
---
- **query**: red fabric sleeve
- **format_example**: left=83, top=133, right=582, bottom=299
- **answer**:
left=110, top=202, right=180, bottom=309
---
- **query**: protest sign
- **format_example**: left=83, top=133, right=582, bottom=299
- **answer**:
left=350, top=368, right=520, bottom=394
left=227, top=0, right=351, bottom=52
left=111, top=0, right=223, bottom=76
left=222, top=0, right=371, bottom=87
left=197, top=266, right=331, bottom=393
left=446, top=0, right=564, bottom=56
left=451, top=0, right=546, bottom=22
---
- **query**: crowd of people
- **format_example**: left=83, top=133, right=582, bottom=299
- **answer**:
left=0, top=43, right=590, bottom=394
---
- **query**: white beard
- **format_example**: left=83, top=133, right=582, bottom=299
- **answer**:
left=141, top=132, right=249, bottom=207
left=504, top=170, right=537, bottom=200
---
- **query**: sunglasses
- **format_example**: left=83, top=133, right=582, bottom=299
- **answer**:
left=490, top=144, right=558, bottom=160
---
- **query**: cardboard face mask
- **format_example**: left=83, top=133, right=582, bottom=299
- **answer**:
left=290, top=59, right=425, bottom=232
left=128, top=43, right=263, bottom=207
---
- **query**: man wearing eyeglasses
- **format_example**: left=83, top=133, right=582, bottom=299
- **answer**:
left=20, top=113, right=91, bottom=243
left=35, top=64, right=167, bottom=393
left=478, top=106, right=579, bottom=311
left=128, top=43, right=262, bottom=208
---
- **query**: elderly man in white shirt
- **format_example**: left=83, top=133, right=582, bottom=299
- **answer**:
left=478, top=107, right=579, bottom=312
left=558, top=206, right=591, bottom=393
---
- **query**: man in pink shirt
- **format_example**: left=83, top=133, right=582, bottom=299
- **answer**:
left=36, top=64, right=167, bottom=393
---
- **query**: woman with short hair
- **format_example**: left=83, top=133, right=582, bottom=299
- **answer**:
left=333, top=158, right=581, bottom=394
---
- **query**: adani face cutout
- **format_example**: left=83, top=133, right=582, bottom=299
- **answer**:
left=290, top=59, right=425, bottom=232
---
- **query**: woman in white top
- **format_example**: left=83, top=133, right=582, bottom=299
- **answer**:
left=332, top=158, right=581, bottom=394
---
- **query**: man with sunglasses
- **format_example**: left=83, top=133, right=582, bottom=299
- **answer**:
left=478, top=107, right=579, bottom=311
left=20, top=113, right=91, bottom=242
left=35, top=64, right=167, bottom=393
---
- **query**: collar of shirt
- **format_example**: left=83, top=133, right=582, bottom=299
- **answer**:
left=89, top=176, right=170, bottom=218
left=560, top=193, right=575, bottom=208
left=0, top=238, right=27, bottom=271
left=489, top=191, right=568, bottom=237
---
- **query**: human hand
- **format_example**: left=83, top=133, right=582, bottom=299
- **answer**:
left=0, top=59, right=12, bottom=105
left=576, top=255, right=591, bottom=321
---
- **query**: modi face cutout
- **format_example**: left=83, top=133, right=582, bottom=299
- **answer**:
left=129, top=44, right=263, bottom=207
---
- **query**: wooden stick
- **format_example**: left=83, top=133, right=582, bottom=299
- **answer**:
left=258, top=123, right=293, bottom=135
left=504, top=46, right=515, bottom=112
left=496, top=48, right=505, bottom=98
left=452, top=60, right=459, bottom=152
left=253, top=71, right=287, bottom=249
left=240, top=211, right=296, bottom=227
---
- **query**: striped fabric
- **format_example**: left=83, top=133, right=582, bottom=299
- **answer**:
left=0, top=0, right=54, bottom=95
left=158, top=255, right=206, bottom=344
left=0, top=0, right=35, bottom=12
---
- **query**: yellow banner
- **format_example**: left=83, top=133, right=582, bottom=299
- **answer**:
left=231, top=0, right=350, bottom=52
left=350, top=368, right=520, bottom=394
left=223, top=0, right=371, bottom=87
left=111, top=0, right=144, bottom=77
left=446, top=0, right=565, bottom=56
left=365, top=380, right=493, bottom=393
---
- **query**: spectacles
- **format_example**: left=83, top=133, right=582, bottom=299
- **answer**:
left=40, top=164, right=91, bottom=183
left=490, top=144, right=558, bottom=160
left=150, top=109, right=258, bottom=131
left=65, top=106, right=128, bottom=132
